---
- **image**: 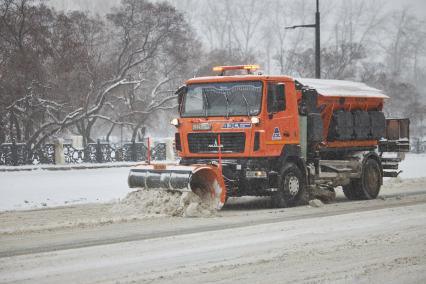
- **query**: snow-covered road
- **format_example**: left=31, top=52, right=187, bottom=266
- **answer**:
left=1, top=195, right=425, bottom=283
left=0, top=154, right=425, bottom=283
left=0, top=153, right=425, bottom=212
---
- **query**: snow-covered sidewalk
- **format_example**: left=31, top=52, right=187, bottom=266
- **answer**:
left=0, top=167, right=132, bottom=211
left=0, top=161, right=137, bottom=172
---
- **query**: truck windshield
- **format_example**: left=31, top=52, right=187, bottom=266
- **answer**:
left=181, top=81, right=262, bottom=117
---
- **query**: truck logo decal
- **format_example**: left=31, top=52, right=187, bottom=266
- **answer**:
left=272, top=127, right=282, bottom=140
left=208, top=139, right=223, bottom=148
left=222, top=122, right=252, bottom=129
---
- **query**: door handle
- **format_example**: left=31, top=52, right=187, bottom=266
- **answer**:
left=282, top=131, right=290, bottom=137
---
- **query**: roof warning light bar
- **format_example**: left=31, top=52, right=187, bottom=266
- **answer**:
left=212, top=64, right=260, bottom=76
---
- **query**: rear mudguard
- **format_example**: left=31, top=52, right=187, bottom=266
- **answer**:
left=128, top=163, right=226, bottom=210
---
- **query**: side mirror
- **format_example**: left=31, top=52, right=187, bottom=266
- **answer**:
left=175, top=85, right=187, bottom=106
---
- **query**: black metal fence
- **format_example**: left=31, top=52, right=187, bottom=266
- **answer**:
left=0, top=139, right=167, bottom=166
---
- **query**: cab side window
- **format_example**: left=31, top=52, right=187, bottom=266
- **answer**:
left=267, top=83, right=286, bottom=113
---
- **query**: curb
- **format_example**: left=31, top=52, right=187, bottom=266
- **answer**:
left=0, top=163, right=138, bottom=172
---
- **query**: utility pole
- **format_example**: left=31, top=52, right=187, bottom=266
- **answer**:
left=285, top=0, right=321, bottom=78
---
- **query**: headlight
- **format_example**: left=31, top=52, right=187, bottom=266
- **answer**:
left=251, top=117, right=260, bottom=125
left=170, top=118, right=179, bottom=127
left=246, top=170, right=267, bottom=178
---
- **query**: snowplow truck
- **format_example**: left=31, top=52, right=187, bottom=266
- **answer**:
left=128, top=65, right=410, bottom=209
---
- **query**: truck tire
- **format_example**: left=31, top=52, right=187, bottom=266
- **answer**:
left=342, top=158, right=382, bottom=200
left=342, top=181, right=362, bottom=200
left=271, top=163, right=308, bottom=208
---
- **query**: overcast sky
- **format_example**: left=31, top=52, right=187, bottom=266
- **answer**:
left=387, top=0, right=426, bottom=17
left=46, top=0, right=426, bottom=77
left=47, top=0, right=426, bottom=18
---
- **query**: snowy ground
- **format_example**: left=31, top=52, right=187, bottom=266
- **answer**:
left=398, top=153, right=426, bottom=178
left=0, top=161, right=137, bottom=172
left=1, top=195, right=425, bottom=283
left=0, top=154, right=425, bottom=283
left=0, top=153, right=425, bottom=212
left=0, top=167, right=131, bottom=211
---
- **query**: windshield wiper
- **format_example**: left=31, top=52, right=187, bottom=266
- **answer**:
left=241, top=93, right=250, bottom=117
left=223, top=91, right=230, bottom=118
left=202, top=91, right=209, bottom=117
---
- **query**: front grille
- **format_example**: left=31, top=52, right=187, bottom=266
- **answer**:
left=188, top=132, right=246, bottom=153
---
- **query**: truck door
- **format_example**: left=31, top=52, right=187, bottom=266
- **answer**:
left=265, top=82, right=298, bottom=156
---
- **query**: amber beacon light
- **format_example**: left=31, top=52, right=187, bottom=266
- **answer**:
left=212, top=64, right=260, bottom=75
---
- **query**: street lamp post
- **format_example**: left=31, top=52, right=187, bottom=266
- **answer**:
left=285, top=0, right=321, bottom=78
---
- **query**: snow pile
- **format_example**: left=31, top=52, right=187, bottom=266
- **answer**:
left=111, top=189, right=217, bottom=218
left=383, top=176, right=426, bottom=188
left=309, top=199, right=324, bottom=208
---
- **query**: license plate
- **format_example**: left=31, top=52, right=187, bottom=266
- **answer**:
left=153, top=164, right=167, bottom=170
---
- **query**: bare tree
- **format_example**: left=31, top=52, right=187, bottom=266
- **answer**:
left=379, top=8, right=426, bottom=84
left=0, top=0, right=54, bottom=144
left=199, top=0, right=266, bottom=62
left=1, top=0, right=200, bottom=151
left=97, top=0, right=200, bottom=143
left=267, top=0, right=309, bottom=75
left=321, top=0, right=387, bottom=79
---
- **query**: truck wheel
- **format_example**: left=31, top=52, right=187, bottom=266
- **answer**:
left=271, top=163, right=307, bottom=208
left=342, top=181, right=362, bottom=200
left=343, top=158, right=382, bottom=200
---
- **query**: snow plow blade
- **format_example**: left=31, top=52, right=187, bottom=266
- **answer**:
left=128, top=164, right=227, bottom=210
